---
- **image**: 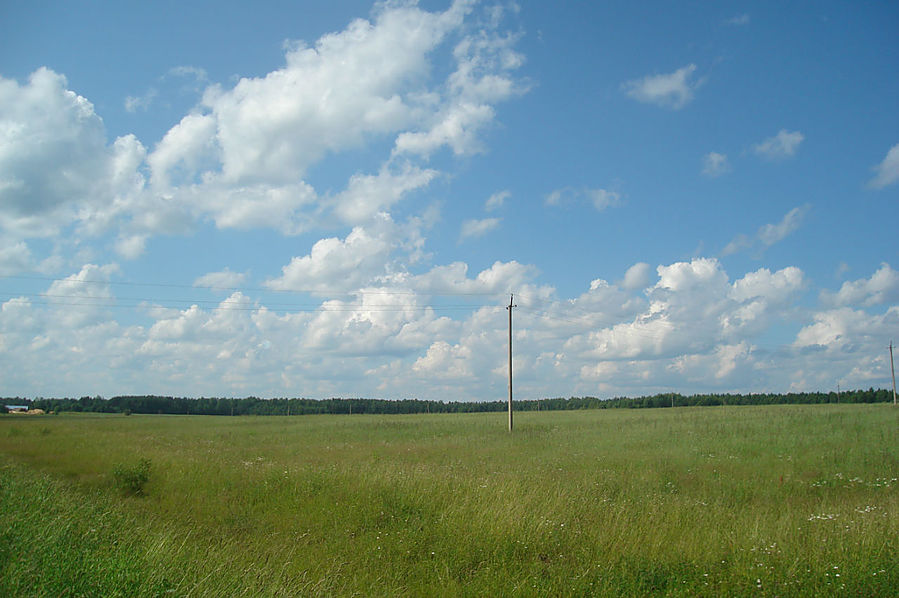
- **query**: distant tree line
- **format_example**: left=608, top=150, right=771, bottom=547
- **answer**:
left=2, top=388, right=893, bottom=416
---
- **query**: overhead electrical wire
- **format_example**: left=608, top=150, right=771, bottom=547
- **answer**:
left=2, top=291, right=498, bottom=309
left=0, top=274, right=800, bottom=354
left=0, top=274, right=675, bottom=344
left=0, top=296, right=505, bottom=314
left=0, top=273, right=513, bottom=314
left=1, top=274, right=506, bottom=298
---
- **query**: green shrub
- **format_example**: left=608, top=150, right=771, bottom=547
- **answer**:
left=112, top=458, right=151, bottom=496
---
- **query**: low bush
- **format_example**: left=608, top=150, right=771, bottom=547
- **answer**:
left=112, top=458, right=151, bottom=496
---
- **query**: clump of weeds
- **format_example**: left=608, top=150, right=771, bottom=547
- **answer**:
left=112, top=458, right=151, bottom=496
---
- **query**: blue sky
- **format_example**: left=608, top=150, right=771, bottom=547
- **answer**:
left=1, top=1, right=897, bottom=400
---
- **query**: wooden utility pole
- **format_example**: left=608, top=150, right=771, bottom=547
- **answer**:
left=891, top=341, right=897, bottom=405
left=507, top=294, right=516, bottom=432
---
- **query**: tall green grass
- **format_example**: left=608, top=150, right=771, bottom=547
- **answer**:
left=1, top=405, right=897, bottom=596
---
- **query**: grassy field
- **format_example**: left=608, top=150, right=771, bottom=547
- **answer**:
left=1, top=404, right=897, bottom=596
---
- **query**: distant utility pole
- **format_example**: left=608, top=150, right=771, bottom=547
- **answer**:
left=891, top=341, right=897, bottom=405
left=507, top=293, right=516, bottom=432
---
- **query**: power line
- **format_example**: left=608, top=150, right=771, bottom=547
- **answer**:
left=1, top=296, right=504, bottom=314
left=1, top=291, right=498, bottom=310
left=1, top=276, right=870, bottom=362
left=0, top=274, right=506, bottom=298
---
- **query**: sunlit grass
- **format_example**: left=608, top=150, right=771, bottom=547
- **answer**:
left=1, top=405, right=897, bottom=595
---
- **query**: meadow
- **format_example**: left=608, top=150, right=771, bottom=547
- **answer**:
left=1, top=404, right=896, bottom=596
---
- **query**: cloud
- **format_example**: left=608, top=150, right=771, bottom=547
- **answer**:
left=485, top=190, right=509, bottom=211
left=793, top=306, right=894, bottom=350
left=868, top=143, right=899, bottom=189
left=114, top=234, right=148, bottom=260
left=47, top=264, right=118, bottom=299
left=45, top=264, right=120, bottom=326
left=124, top=88, right=158, bottom=112
left=726, top=14, right=751, bottom=26
left=621, top=262, right=652, bottom=290
left=411, top=260, right=540, bottom=297
left=168, top=65, right=209, bottom=83
left=722, top=205, right=809, bottom=256
left=670, top=342, right=752, bottom=380
left=120, top=0, right=523, bottom=244
left=701, top=152, right=730, bottom=177
left=823, top=263, right=899, bottom=307
left=194, top=268, right=249, bottom=290
left=2, top=251, right=895, bottom=400
left=413, top=340, right=472, bottom=378
left=544, top=188, right=568, bottom=207
left=204, top=4, right=466, bottom=183
left=587, top=189, right=621, bottom=211
left=655, top=257, right=728, bottom=293
left=545, top=187, right=621, bottom=210
left=148, top=113, right=219, bottom=187
left=757, top=205, right=807, bottom=245
left=183, top=1, right=509, bottom=182
left=4, top=5, right=897, bottom=401
left=459, top=217, right=500, bottom=241
left=0, top=1, right=529, bottom=272
left=186, top=181, right=319, bottom=235
left=395, top=23, right=528, bottom=157
left=730, top=266, right=805, bottom=303
left=622, top=64, right=700, bottom=110
left=0, top=241, right=32, bottom=275
left=393, top=26, right=526, bottom=158
left=333, top=163, right=438, bottom=225
left=265, top=226, right=394, bottom=295
left=562, top=260, right=812, bottom=392
left=125, top=66, right=207, bottom=114
left=0, top=68, right=146, bottom=244
left=563, top=259, right=731, bottom=362
left=752, top=129, right=804, bottom=160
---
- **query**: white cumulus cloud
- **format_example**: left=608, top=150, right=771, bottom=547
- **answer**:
left=868, top=143, right=899, bottom=189
left=752, top=129, right=804, bottom=160
left=333, top=163, right=438, bottom=225
left=622, top=64, right=700, bottom=110
left=621, top=262, right=652, bottom=290
left=0, top=68, right=146, bottom=243
left=824, top=263, right=899, bottom=307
